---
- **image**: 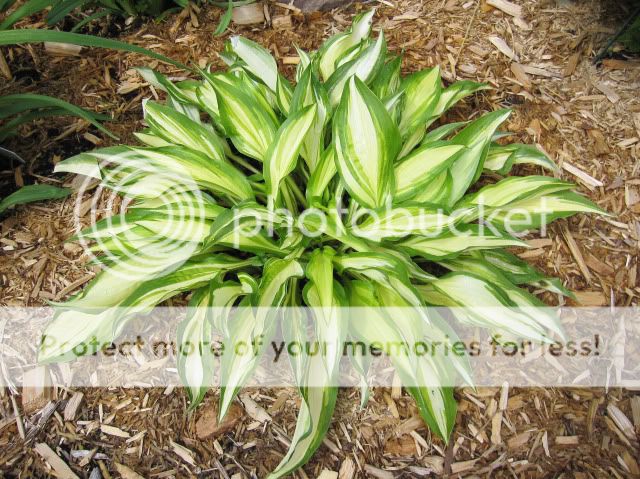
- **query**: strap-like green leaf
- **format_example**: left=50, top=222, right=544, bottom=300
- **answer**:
left=265, top=105, right=317, bottom=206
left=210, top=74, right=279, bottom=161
left=334, top=76, right=400, bottom=209
left=399, top=225, right=527, bottom=260
left=447, top=109, right=512, bottom=207
left=0, top=184, right=70, bottom=214
left=394, top=143, right=464, bottom=202
left=143, top=101, right=227, bottom=162
left=317, top=8, right=375, bottom=81
left=229, top=36, right=278, bottom=92
left=0, top=30, right=188, bottom=70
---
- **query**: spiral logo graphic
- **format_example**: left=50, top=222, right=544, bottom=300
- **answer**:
left=73, top=150, right=207, bottom=279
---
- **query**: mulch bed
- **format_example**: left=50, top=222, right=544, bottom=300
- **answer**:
left=1, top=0, right=639, bottom=477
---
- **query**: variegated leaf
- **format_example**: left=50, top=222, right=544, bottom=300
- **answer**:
left=333, top=76, right=400, bottom=209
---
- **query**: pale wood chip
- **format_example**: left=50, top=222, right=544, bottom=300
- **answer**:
left=34, top=443, right=79, bottom=479
left=44, top=42, right=83, bottom=57
left=520, top=64, right=562, bottom=78
left=363, top=465, right=394, bottom=479
left=114, top=463, right=145, bottom=479
left=338, top=457, right=356, bottom=479
left=631, top=396, right=640, bottom=433
left=562, top=226, right=592, bottom=284
left=170, top=441, right=196, bottom=466
left=607, top=403, right=636, bottom=441
left=100, top=425, right=130, bottom=438
left=486, top=0, right=522, bottom=17
left=240, top=394, right=271, bottom=423
left=232, top=3, right=264, bottom=25
left=317, top=470, right=338, bottom=479
left=594, top=82, right=620, bottom=103
left=510, top=63, right=531, bottom=88
left=63, top=392, right=83, bottom=422
left=562, top=161, right=604, bottom=188
left=491, top=411, right=503, bottom=444
left=555, top=435, right=579, bottom=445
left=489, top=36, right=517, bottom=60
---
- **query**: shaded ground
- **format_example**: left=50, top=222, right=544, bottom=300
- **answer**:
left=1, top=0, right=639, bottom=477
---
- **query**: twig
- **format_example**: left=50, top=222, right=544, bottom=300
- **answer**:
left=455, top=0, right=481, bottom=66
left=10, top=394, right=26, bottom=440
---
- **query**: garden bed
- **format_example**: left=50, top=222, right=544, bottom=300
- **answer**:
left=1, top=0, right=639, bottom=477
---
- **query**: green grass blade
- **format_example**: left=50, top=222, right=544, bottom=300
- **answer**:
left=0, top=29, right=188, bottom=70
left=0, top=184, right=70, bottom=214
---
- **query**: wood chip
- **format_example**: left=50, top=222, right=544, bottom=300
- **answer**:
left=338, top=458, right=356, bottom=479
left=34, top=443, right=79, bottom=479
left=510, top=63, right=531, bottom=88
left=272, top=15, right=292, bottom=29
left=562, top=226, right=592, bottom=284
left=170, top=441, right=196, bottom=466
left=486, top=0, right=522, bottom=17
left=607, top=403, right=636, bottom=441
left=317, top=470, right=338, bottom=479
left=240, top=394, right=271, bottom=423
left=564, top=52, right=580, bottom=77
left=114, top=463, right=145, bottom=479
left=232, top=3, right=265, bottom=25
left=100, top=425, right=130, bottom=438
left=195, top=402, right=243, bottom=440
left=508, top=431, right=531, bottom=449
left=594, top=82, right=620, bottom=103
left=64, top=392, right=84, bottom=421
left=519, top=64, right=562, bottom=78
left=491, top=411, right=503, bottom=444
left=555, top=435, right=579, bottom=445
left=364, top=465, right=394, bottom=479
left=384, top=435, right=417, bottom=456
left=489, top=36, right=517, bottom=60
left=631, top=397, right=640, bottom=434
left=562, top=161, right=604, bottom=187
left=44, top=42, right=83, bottom=56
left=22, top=366, right=54, bottom=413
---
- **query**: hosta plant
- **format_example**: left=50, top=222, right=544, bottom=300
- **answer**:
left=44, top=10, right=606, bottom=477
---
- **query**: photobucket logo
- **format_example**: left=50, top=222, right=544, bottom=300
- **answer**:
left=227, top=195, right=552, bottom=247
left=73, top=150, right=205, bottom=278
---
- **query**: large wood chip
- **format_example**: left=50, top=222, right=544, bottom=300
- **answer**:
left=364, top=465, right=394, bottom=479
left=594, top=82, right=620, bottom=103
left=338, top=458, right=356, bottom=479
left=114, top=463, right=145, bottom=479
left=34, top=443, right=79, bottom=479
left=232, top=3, right=265, bottom=25
left=562, top=227, right=592, bottom=284
left=631, top=397, right=640, bottom=434
left=384, top=435, right=417, bottom=456
left=491, top=411, right=503, bottom=444
left=170, top=441, right=196, bottom=466
left=555, top=435, right=579, bottom=445
left=63, top=392, right=84, bottom=421
left=607, top=404, right=636, bottom=442
left=100, top=425, right=130, bottom=438
left=317, top=470, right=338, bottom=479
left=195, top=402, right=243, bottom=440
left=240, top=394, right=271, bottom=423
left=486, top=0, right=522, bottom=17
left=510, top=63, right=531, bottom=88
left=22, top=366, right=54, bottom=413
left=489, top=36, right=517, bottom=60
left=564, top=52, right=580, bottom=77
